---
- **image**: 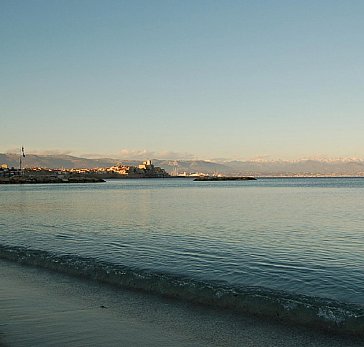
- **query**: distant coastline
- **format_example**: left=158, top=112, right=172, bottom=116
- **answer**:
left=2, top=153, right=364, bottom=177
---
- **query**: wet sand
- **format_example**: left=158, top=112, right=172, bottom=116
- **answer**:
left=0, top=259, right=362, bottom=347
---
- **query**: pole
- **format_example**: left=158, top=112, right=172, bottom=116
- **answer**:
left=19, top=146, right=22, bottom=174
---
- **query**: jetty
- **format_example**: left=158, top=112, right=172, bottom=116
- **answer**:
left=0, top=176, right=105, bottom=184
left=193, top=176, right=256, bottom=181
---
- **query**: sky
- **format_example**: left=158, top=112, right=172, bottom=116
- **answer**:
left=1, top=0, right=364, bottom=160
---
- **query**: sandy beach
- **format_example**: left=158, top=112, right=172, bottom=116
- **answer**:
left=0, top=259, right=362, bottom=347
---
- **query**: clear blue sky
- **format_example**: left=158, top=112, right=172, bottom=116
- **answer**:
left=1, top=0, right=363, bottom=160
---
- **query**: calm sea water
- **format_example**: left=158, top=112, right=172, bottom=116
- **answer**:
left=1, top=178, right=363, bottom=307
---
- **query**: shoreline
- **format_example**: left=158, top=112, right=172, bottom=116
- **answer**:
left=0, top=243, right=363, bottom=338
left=0, top=259, right=362, bottom=346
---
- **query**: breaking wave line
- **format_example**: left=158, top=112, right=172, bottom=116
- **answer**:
left=0, top=244, right=363, bottom=336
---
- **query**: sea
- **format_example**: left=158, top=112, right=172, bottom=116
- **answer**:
left=1, top=178, right=363, bottom=334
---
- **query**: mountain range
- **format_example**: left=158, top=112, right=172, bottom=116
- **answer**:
left=2, top=153, right=364, bottom=176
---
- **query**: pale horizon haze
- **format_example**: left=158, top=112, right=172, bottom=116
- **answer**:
left=1, top=1, right=363, bottom=160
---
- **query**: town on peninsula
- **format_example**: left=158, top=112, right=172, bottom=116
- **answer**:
left=0, top=160, right=170, bottom=184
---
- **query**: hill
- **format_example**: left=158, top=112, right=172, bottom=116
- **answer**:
left=1, top=153, right=364, bottom=176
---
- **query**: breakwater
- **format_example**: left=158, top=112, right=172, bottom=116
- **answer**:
left=194, top=176, right=257, bottom=181
left=0, top=176, right=105, bottom=184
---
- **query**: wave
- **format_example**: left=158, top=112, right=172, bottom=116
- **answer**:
left=0, top=244, right=363, bottom=336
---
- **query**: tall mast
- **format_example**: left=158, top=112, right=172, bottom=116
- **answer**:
left=19, top=146, right=22, bottom=173
left=19, top=146, right=25, bottom=175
